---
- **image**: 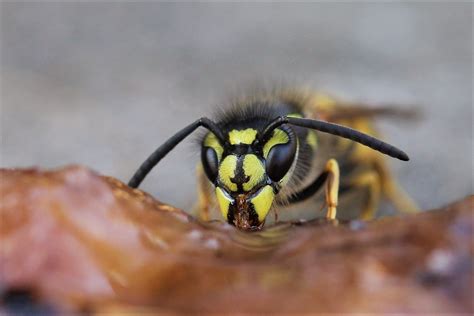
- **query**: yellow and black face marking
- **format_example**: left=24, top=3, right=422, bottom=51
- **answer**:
left=128, top=92, right=411, bottom=231
left=202, top=124, right=298, bottom=229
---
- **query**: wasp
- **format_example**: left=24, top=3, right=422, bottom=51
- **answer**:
left=128, top=88, right=418, bottom=230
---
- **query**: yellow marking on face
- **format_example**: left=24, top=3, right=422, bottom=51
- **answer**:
left=228, top=128, right=258, bottom=145
left=242, top=154, right=265, bottom=191
left=218, top=155, right=238, bottom=192
left=306, top=130, right=318, bottom=150
left=204, top=132, right=224, bottom=160
left=215, top=186, right=233, bottom=219
left=249, top=185, right=275, bottom=222
left=263, top=129, right=289, bottom=158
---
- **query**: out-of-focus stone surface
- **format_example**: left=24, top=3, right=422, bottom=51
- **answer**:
left=0, top=166, right=472, bottom=314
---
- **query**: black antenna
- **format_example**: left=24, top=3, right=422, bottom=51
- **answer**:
left=128, top=117, right=226, bottom=188
left=259, top=116, right=409, bottom=161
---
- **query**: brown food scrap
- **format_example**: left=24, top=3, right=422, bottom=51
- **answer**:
left=0, top=166, right=472, bottom=313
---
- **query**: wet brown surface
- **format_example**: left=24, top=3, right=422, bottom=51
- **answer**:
left=0, top=166, right=472, bottom=314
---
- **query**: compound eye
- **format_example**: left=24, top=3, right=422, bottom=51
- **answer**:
left=201, top=147, right=219, bottom=182
left=265, top=141, right=297, bottom=182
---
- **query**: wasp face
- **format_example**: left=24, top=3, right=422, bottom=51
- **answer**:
left=201, top=127, right=297, bottom=230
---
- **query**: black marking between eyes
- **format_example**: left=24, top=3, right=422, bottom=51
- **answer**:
left=230, top=155, right=249, bottom=192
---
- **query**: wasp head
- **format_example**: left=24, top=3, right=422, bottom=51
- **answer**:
left=201, top=126, right=297, bottom=230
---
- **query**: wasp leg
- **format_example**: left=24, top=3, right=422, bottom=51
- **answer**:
left=288, top=159, right=339, bottom=219
left=339, top=161, right=418, bottom=219
left=287, top=171, right=329, bottom=204
left=194, top=164, right=215, bottom=221
left=287, top=159, right=339, bottom=219
left=374, top=159, right=419, bottom=214
left=324, top=159, right=340, bottom=219
left=344, top=170, right=381, bottom=220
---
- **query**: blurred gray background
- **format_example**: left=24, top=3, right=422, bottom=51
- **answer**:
left=1, top=2, right=472, bottom=214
